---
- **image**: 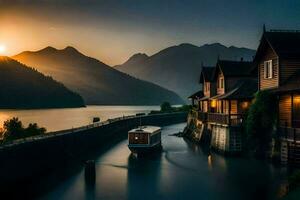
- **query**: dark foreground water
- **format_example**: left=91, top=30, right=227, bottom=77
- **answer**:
left=36, top=123, right=287, bottom=200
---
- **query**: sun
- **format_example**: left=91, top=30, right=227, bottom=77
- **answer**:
left=0, top=45, right=6, bottom=54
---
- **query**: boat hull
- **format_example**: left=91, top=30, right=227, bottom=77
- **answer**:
left=128, top=142, right=162, bottom=155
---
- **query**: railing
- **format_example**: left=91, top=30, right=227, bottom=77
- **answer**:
left=278, top=127, right=300, bottom=142
left=198, top=112, right=207, bottom=122
left=207, top=113, right=243, bottom=126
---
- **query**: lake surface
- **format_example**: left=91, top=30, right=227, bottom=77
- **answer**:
left=0, top=106, right=160, bottom=132
left=38, top=123, right=288, bottom=200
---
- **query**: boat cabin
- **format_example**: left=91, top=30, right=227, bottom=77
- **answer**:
left=128, top=126, right=162, bottom=154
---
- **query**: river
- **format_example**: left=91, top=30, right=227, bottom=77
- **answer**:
left=34, top=123, right=287, bottom=200
left=0, top=106, right=160, bottom=132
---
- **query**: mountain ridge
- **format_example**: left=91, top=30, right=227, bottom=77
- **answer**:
left=115, top=43, right=256, bottom=99
left=13, top=46, right=184, bottom=105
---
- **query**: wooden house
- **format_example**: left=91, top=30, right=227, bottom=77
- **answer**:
left=254, top=30, right=300, bottom=165
left=208, top=60, right=257, bottom=153
left=187, top=60, right=257, bottom=153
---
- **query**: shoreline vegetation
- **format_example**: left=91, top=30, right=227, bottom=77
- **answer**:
left=0, top=117, right=46, bottom=144
left=149, top=102, right=191, bottom=115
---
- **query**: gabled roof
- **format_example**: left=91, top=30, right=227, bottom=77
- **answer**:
left=199, top=66, right=215, bottom=83
left=210, top=78, right=257, bottom=100
left=271, top=69, right=300, bottom=93
left=254, top=30, right=300, bottom=62
left=215, top=60, right=255, bottom=78
left=188, top=90, right=204, bottom=99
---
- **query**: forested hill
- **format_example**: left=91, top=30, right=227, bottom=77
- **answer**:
left=0, top=56, right=85, bottom=108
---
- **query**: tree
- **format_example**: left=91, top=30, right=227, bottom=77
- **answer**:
left=3, top=117, right=24, bottom=141
left=25, top=123, right=46, bottom=137
left=2, top=117, right=46, bottom=142
left=245, top=90, right=277, bottom=157
left=160, top=102, right=172, bottom=112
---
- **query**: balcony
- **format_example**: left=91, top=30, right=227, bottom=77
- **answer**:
left=278, top=127, right=300, bottom=142
left=207, top=113, right=243, bottom=126
left=197, top=112, right=207, bottom=122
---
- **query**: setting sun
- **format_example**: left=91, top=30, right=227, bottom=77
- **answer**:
left=0, top=45, right=6, bottom=54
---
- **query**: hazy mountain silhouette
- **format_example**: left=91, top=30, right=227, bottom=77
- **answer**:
left=115, top=43, right=256, bottom=99
left=13, top=47, right=183, bottom=105
left=0, top=56, right=84, bottom=109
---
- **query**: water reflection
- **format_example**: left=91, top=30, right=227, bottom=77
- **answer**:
left=127, top=153, right=163, bottom=200
left=84, top=160, right=96, bottom=200
left=35, top=123, right=288, bottom=200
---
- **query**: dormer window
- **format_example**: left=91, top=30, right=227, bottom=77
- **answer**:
left=264, top=60, right=273, bottom=79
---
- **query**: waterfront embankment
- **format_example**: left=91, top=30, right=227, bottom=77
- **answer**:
left=0, top=112, right=187, bottom=191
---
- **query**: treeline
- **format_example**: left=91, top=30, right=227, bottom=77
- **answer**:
left=0, top=57, right=85, bottom=108
left=150, top=102, right=191, bottom=114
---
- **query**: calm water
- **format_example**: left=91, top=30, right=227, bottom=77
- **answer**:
left=38, top=123, right=287, bottom=200
left=0, top=106, right=159, bottom=132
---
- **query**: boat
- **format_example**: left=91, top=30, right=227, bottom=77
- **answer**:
left=128, top=126, right=162, bottom=154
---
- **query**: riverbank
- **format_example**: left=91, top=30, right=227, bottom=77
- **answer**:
left=0, top=112, right=187, bottom=198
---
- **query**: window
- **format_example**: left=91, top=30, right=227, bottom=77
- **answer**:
left=293, top=95, right=300, bottom=128
left=205, top=82, right=210, bottom=92
left=219, top=77, right=224, bottom=89
left=264, top=60, right=273, bottom=79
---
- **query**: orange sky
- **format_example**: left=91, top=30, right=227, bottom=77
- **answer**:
left=1, top=1, right=299, bottom=66
left=0, top=7, right=175, bottom=66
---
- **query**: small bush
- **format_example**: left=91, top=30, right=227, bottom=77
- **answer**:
left=245, top=90, right=277, bottom=156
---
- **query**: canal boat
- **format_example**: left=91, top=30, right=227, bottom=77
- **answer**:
left=128, top=126, right=162, bottom=154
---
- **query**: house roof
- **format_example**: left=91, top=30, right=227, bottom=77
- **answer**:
left=271, top=69, right=300, bottom=93
left=199, top=66, right=215, bottom=83
left=254, top=30, right=300, bottom=62
left=198, top=96, right=210, bottom=101
left=188, top=90, right=204, bottom=99
left=210, top=78, right=258, bottom=100
left=215, top=60, right=255, bottom=78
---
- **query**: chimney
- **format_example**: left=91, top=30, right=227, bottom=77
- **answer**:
left=240, top=57, right=244, bottom=62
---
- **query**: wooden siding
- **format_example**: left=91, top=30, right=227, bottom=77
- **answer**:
left=203, top=101, right=208, bottom=112
left=279, top=94, right=292, bottom=127
left=280, top=59, right=300, bottom=84
left=210, top=82, right=217, bottom=97
left=259, top=45, right=279, bottom=90
left=230, top=100, right=238, bottom=114
left=217, top=72, right=225, bottom=95
left=204, top=81, right=210, bottom=97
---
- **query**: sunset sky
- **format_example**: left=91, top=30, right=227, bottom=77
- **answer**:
left=1, top=0, right=300, bottom=65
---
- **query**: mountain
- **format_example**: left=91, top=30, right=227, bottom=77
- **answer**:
left=115, top=43, right=256, bottom=99
left=0, top=56, right=84, bottom=109
left=13, top=47, right=183, bottom=105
